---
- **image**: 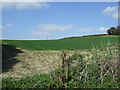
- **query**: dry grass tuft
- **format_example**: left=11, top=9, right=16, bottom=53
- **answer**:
left=2, top=49, right=91, bottom=79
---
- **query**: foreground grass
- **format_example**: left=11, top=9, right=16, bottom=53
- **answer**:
left=2, top=36, right=118, bottom=50
left=2, top=43, right=120, bottom=88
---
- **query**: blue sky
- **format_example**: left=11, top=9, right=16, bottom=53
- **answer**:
left=1, top=2, right=118, bottom=40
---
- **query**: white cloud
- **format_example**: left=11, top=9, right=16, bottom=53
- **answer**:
left=77, top=28, right=95, bottom=33
left=32, top=31, right=49, bottom=35
left=103, top=6, right=117, bottom=14
left=112, top=11, right=118, bottom=19
left=102, top=6, right=119, bottom=19
left=2, top=2, right=49, bottom=10
left=98, top=27, right=109, bottom=31
left=1, top=0, right=52, bottom=2
left=31, top=23, right=73, bottom=35
left=0, top=24, right=13, bottom=30
left=77, top=27, right=108, bottom=33
left=6, top=23, right=12, bottom=27
left=0, top=37, right=7, bottom=40
left=37, top=23, right=73, bottom=32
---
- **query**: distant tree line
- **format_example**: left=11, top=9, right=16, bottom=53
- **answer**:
left=107, top=26, right=120, bottom=35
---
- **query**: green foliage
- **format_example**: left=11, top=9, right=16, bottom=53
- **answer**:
left=3, top=58, right=119, bottom=88
left=68, top=53, right=83, bottom=61
left=2, top=74, right=50, bottom=88
left=107, top=26, right=120, bottom=35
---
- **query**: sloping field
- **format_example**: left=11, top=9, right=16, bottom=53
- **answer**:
left=2, top=36, right=119, bottom=88
left=2, top=36, right=118, bottom=50
left=2, top=42, right=119, bottom=88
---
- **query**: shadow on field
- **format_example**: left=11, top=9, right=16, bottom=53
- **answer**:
left=2, top=44, right=24, bottom=72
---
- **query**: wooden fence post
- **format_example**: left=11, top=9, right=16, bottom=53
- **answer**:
left=62, top=51, right=67, bottom=86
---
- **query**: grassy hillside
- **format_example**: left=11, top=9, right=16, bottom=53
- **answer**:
left=2, top=36, right=118, bottom=50
left=2, top=42, right=120, bottom=88
left=2, top=35, right=120, bottom=88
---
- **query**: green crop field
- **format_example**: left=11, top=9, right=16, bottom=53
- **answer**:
left=2, top=36, right=118, bottom=50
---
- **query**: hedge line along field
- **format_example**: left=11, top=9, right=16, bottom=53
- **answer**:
left=2, top=36, right=118, bottom=50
